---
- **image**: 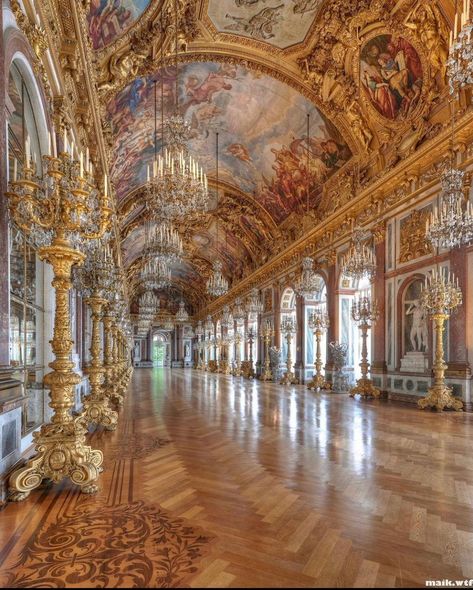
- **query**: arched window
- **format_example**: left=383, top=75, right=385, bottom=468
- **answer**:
left=305, top=276, right=327, bottom=371
left=7, top=55, right=49, bottom=435
left=280, top=287, right=297, bottom=366
left=338, top=274, right=372, bottom=380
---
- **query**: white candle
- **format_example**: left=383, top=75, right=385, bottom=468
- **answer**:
left=104, top=173, right=108, bottom=197
left=48, top=131, right=51, bottom=157
left=147, top=165, right=150, bottom=182
left=63, top=128, right=67, bottom=154
left=13, top=158, right=17, bottom=181
left=80, top=152, right=84, bottom=177
left=86, top=147, right=89, bottom=171
left=52, top=128, right=57, bottom=157
left=25, top=135, right=30, bottom=168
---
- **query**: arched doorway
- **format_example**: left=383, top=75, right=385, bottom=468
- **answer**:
left=152, top=331, right=170, bottom=367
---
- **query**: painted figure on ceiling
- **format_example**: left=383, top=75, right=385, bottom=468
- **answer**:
left=224, top=5, right=284, bottom=41
left=88, top=0, right=150, bottom=49
left=361, top=34, right=423, bottom=120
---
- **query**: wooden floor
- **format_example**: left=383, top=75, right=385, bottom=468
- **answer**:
left=1, top=369, right=473, bottom=588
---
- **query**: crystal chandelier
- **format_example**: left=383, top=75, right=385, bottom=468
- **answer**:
left=421, top=267, right=462, bottom=315
left=175, top=300, right=189, bottom=323
left=206, top=133, right=228, bottom=298
left=144, top=219, right=183, bottom=265
left=294, top=257, right=323, bottom=299
left=221, top=305, right=233, bottom=329
left=232, top=298, right=246, bottom=323
left=144, top=5, right=208, bottom=221
left=341, top=227, right=376, bottom=281
left=140, top=257, right=171, bottom=290
left=195, top=320, right=204, bottom=338
left=137, top=290, right=159, bottom=337
left=246, top=288, right=263, bottom=315
left=204, top=315, right=214, bottom=333
left=207, top=260, right=228, bottom=298
left=447, top=0, right=473, bottom=94
left=426, top=168, right=473, bottom=248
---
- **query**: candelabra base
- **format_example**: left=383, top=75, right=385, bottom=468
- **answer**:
left=259, top=368, right=273, bottom=382
left=307, top=374, right=332, bottom=391
left=349, top=377, right=380, bottom=399
left=9, top=417, right=103, bottom=501
left=82, top=395, right=118, bottom=431
left=241, top=361, right=255, bottom=379
left=218, top=360, right=231, bottom=375
left=280, top=371, right=298, bottom=385
left=232, top=365, right=242, bottom=377
left=418, top=384, right=463, bottom=412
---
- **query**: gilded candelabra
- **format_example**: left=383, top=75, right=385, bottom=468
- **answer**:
left=418, top=268, right=463, bottom=411
left=7, top=138, right=110, bottom=499
left=307, top=307, right=331, bottom=391
left=259, top=322, right=274, bottom=382
left=75, top=241, right=118, bottom=431
left=195, top=321, right=204, bottom=369
left=280, top=317, right=298, bottom=385
left=349, top=295, right=380, bottom=399
left=244, top=327, right=256, bottom=379
left=232, top=331, right=243, bottom=377
left=219, top=334, right=232, bottom=375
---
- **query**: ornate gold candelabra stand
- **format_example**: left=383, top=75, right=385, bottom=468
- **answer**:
left=418, top=268, right=463, bottom=411
left=307, top=307, right=331, bottom=391
left=195, top=321, right=204, bottom=369
left=219, top=335, right=232, bottom=375
left=7, top=142, right=110, bottom=499
left=349, top=295, right=380, bottom=399
left=280, top=317, right=298, bottom=385
left=75, top=242, right=118, bottom=431
left=259, top=322, right=274, bottom=382
left=232, top=331, right=243, bottom=377
left=244, top=327, right=256, bottom=379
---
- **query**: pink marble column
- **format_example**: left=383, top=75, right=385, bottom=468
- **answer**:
left=325, top=261, right=338, bottom=371
left=448, top=247, right=471, bottom=377
left=371, top=234, right=387, bottom=376
left=273, top=284, right=281, bottom=349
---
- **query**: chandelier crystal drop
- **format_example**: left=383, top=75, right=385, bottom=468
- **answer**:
left=140, top=257, right=172, bottom=290
left=207, top=261, right=228, bottom=298
left=425, top=168, right=473, bottom=249
left=294, top=257, right=323, bottom=299
left=447, top=0, right=473, bottom=94
left=341, top=227, right=377, bottom=281
left=175, top=300, right=189, bottom=323
left=144, top=219, right=183, bottom=264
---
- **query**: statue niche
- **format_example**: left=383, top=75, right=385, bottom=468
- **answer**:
left=400, top=278, right=429, bottom=373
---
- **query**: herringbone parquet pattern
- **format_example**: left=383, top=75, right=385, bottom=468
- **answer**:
left=1, top=368, right=473, bottom=588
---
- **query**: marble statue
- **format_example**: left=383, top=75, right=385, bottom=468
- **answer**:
left=405, top=299, right=429, bottom=352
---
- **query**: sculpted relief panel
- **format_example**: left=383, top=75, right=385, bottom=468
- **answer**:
left=207, top=0, right=322, bottom=48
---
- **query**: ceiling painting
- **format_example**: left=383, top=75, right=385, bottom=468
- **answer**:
left=207, top=0, right=322, bottom=49
left=108, top=62, right=351, bottom=224
left=88, top=0, right=151, bottom=50
left=360, top=34, right=423, bottom=121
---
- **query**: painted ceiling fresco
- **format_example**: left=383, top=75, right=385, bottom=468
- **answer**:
left=207, top=0, right=322, bottom=49
left=88, top=0, right=151, bottom=50
left=108, top=61, right=351, bottom=224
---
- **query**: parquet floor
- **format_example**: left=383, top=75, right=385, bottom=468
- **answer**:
left=1, top=369, right=473, bottom=588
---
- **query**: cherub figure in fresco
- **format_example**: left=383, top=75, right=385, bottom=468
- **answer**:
left=292, top=0, right=320, bottom=15
left=224, top=5, right=284, bottom=41
left=226, top=143, right=252, bottom=163
left=88, top=0, right=133, bottom=48
left=183, top=65, right=237, bottom=109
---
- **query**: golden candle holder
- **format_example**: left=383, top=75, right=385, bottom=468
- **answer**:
left=7, top=139, right=111, bottom=500
left=280, top=317, right=298, bottom=385
left=307, top=307, right=331, bottom=391
left=418, top=268, right=463, bottom=411
left=244, top=327, right=256, bottom=379
left=259, top=322, right=274, bottom=382
left=232, top=331, right=243, bottom=377
left=349, top=295, right=380, bottom=399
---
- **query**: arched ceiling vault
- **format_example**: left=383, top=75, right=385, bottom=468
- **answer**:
left=79, top=0, right=454, bottom=311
